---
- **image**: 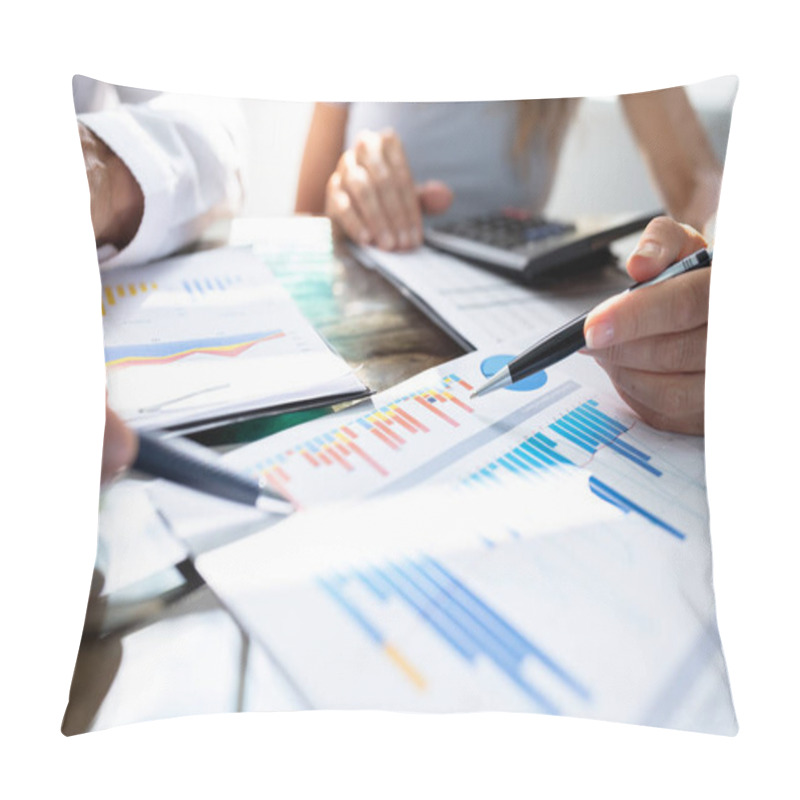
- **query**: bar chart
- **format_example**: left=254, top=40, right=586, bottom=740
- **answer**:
left=317, top=554, right=590, bottom=713
left=231, top=359, right=698, bottom=541
left=101, top=280, right=159, bottom=316
left=248, top=372, right=480, bottom=505
left=177, top=350, right=730, bottom=727
left=180, top=272, right=244, bottom=298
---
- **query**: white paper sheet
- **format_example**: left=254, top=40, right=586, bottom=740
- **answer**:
left=354, top=243, right=633, bottom=349
left=101, top=246, right=366, bottom=429
left=150, top=346, right=735, bottom=733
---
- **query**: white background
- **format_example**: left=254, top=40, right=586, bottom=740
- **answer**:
left=2, top=1, right=798, bottom=798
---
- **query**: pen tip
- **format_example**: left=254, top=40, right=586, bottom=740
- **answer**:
left=256, top=494, right=295, bottom=515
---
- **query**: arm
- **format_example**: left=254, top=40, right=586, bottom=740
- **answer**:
left=78, top=93, right=245, bottom=268
left=619, top=88, right=722, bottom=237
left=79, top=122, right=143, bottom=250
left=295, top=102, right=349, bottom=214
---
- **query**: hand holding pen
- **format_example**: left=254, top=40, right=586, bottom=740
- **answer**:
left=584, top=218, right=710, bottom=435
left=101, top=405, right=293, bottom=514
left=472, top=218, right=712, bottom=436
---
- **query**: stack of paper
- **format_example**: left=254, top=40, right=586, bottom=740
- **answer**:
left=150, top=346, right=735, bottom=733
left=101, top=246, right=367, bottom=431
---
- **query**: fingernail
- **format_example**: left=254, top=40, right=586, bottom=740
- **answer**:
left=634, top=242, right=662, bottom=260
left=380, top=232, right=395, bottom=250
left=585, top=321, right=614, bottom=349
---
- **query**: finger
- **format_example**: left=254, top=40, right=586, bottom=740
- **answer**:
left=613, top=385, right=704, bottom=435
left=587, top=324, right=707, bottom=373
left=325, top=171, right=371, bottom=245
left=417, top=180, right=454, bottom=216
left=601, top=364, right=705, bottom=434
left=585, top=265, right=710, bottom=349
left=339, top=148, right=395, bottom=248
left=101, top=406, right=138, bottom=484
left=353, top=131, right=415, bottom=250
left=626, top=216, right=707, bottom=283
left=381, top=131, right=425, bottom=247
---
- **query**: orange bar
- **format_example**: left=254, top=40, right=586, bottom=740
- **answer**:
left=347, top=441, right=389, bottom=476
left=414, top=395, right=458, bottom=427
left=394, top=406, right=429, bottom=433
left=373, top=419, right=404, bottom=445
left=371, top=427, right=399, bottom=450
left=389, top=410, right=416, bottom=434
left=325, top=445, right=353, bottom=472
left=444, top=391, right=473, bottom=413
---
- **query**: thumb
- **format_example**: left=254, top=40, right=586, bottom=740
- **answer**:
left=417, top=180, right=453, bottom=216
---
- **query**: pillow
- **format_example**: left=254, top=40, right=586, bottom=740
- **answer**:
left=63, top=74, right=739, bottom=739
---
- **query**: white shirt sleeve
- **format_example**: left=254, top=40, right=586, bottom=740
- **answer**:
left=78, top=93, right=245, bottom=269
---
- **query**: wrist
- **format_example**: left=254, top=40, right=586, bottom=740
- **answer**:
left=80, top=123, right=144, bottom=250
left=101, top=149, right=144, bottom=250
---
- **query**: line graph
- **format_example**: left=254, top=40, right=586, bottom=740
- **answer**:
left=105, top=329, right=286, bottom=368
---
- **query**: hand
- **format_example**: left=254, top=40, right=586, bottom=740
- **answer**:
left=79, top=122, right=144, bottom=250
left=101, top=404, right=138, bottom=484
left=583, top=217, right=710, bottom=435
left=324, top=128, right=453, bottom=250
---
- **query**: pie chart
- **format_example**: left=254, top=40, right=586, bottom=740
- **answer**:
left=480, top=355, right=548, bottom=392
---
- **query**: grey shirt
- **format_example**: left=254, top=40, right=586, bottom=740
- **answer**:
left=343, top=101, right=558, bottom=222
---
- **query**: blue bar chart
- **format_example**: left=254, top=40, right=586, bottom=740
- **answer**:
left=318, top=554, right=590, bottom=714
left=183, top=352, right=728, bottom=728
left=458, top=397, right=688, bottom=539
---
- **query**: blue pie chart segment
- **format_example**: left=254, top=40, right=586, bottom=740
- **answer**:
left=480, top=355, right=548, bottom=392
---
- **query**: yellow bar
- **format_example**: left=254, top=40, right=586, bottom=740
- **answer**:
left=140, top=282, right=148, bottom=292
left=384, top=644, right=426, bottom=690
left=128, top=283, right=137, bottom=295
left=116, top=285, right=125, bottom=297
left=104, top=287, right=116, bottom=306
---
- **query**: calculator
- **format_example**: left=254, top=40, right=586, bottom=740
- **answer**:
left=423, top=208, right=660, bottom=283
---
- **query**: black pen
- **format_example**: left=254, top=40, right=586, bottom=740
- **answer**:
left=470, top=247, right=713, bottom=399
left=132, top=430, right=294, bottom=515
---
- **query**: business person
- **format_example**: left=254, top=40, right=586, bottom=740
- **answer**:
left=295, top=90, right=722, bottom=434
